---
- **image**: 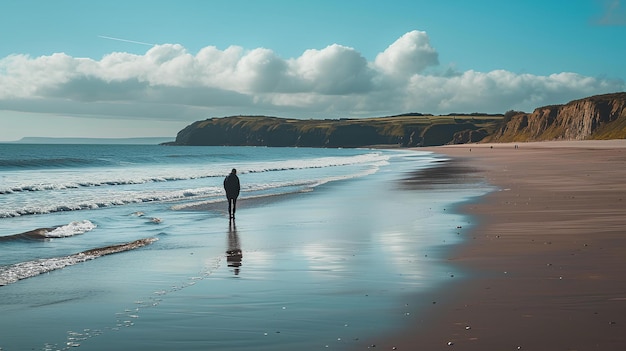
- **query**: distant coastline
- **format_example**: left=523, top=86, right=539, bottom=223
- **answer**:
left=6, top=137, right=175, bottom=145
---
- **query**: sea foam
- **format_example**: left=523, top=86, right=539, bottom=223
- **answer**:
left=46, top=220, right=97, bottom=238
left=0, top=152, right=388, bottom=195
left=0, top=237, right=158, bottom=286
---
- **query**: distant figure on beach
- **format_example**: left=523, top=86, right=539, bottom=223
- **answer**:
left=223, top=168, right=240, bottom=219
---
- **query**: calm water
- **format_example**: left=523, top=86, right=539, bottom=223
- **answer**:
left=0, top=144, right=490, bottom=350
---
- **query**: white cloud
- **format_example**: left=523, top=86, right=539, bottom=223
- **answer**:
left=0, top=30, right=623, bottom=124
left=374, top=30, right=439, bottom=77
left=290, top=44, right=374, bottom=94
left=236, top=48, right=288, bottom=93
left=397, top=70, right=623, bottom=113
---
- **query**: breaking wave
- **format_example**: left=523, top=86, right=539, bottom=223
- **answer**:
left=0, top=153, right=387, bottom=194
left=0, top=220, right=97, bottom=241
left=0, top=237, right=158, bottom=286
left=0, top=152, right=390, bottom=218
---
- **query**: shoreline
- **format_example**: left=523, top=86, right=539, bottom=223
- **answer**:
left=366, top=140, right=626, bottom=350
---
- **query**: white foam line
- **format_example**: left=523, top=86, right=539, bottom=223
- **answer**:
left=0, top=238, right=158, bottom=286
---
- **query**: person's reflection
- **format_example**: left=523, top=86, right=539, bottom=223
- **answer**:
left=226, top=221, right=242, bottom=275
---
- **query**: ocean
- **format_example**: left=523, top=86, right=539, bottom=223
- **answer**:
left=0, top=144, right=490, bottom=350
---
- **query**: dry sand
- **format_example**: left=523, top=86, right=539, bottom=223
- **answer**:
left=368, top=140, right=626, bottom=350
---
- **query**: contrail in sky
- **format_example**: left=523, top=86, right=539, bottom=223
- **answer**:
left=98, top=35, right=155, bottom=46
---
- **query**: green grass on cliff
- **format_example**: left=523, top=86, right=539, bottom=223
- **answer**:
left=199, top=114, right=503, bottom=137
left=591, top=114, right=626, bottom=139
left=182, top=114, right=505, bottom=147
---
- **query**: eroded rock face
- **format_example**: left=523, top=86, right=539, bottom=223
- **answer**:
left=487, top=92, right=626, bottom=142
left=451, top=129, right=489, bottom=144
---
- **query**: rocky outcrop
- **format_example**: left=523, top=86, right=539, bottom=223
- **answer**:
left=451, top=128, right=490, bottom=144
left=485, top=92, right=626, bottom=142
left=169, top=115, right=502, bottom=147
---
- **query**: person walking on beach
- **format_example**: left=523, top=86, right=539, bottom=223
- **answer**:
left=223, top=168, right=240, bottom=219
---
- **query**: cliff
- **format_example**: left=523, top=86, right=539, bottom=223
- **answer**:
left=168, top=92, right=626, bottom=147
left=169, top=115, right=503, bottom=147
left=485, top=92, right=626, bottom=142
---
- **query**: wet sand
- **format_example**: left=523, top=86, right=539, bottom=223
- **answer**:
left=369, top=140, right=626, bottom=350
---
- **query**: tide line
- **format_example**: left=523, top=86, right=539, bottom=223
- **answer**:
left=0, top=237, right=158, bottom=286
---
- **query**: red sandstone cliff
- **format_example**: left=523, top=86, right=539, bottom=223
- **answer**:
left=485, top=92, right=626, bottom=142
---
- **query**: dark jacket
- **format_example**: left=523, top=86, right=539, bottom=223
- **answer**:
left=224, top=174, right=240, bottom=199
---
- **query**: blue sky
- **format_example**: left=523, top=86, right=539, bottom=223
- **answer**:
left=1, top=0, right=625, bottom=141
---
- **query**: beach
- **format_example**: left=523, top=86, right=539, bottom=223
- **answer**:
left=1, top=145, right=492, bottom=350
left=367, top=140, right=626, bottom=350
left=3, top=142, right=626, bottom=350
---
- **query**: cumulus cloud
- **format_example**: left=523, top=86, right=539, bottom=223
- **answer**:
left=401, top=71, right=621, bottom=113
left=0, top=30, right=623, bottom=122
left=374, top=30, right=439, bottom=77
left=290, top=44, right=374, bottom=94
